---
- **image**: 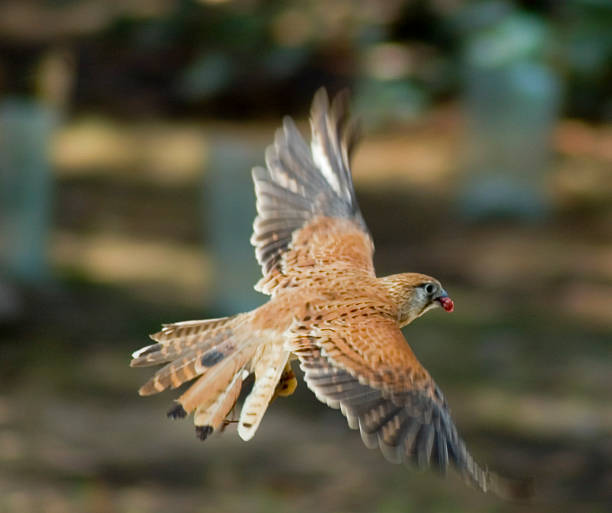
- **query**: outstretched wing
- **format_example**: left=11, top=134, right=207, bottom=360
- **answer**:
left=251, top=88, right=375, bottom=295
left=289, top=310, right=514, bottom=496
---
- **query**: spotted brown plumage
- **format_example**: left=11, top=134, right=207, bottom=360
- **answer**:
left=131, top=88, right=526, bottom=498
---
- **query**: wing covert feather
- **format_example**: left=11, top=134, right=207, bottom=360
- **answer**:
left=288, top=313, right=505, bottom=495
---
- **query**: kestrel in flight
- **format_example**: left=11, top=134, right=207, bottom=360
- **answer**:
left=131, top=89, right=521, bottom=497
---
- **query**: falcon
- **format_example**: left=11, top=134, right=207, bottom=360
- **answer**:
left=131, top=89, right=521, bottom=497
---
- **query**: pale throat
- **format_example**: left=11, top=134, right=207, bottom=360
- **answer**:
left=397, top=298, right=434, bottom=327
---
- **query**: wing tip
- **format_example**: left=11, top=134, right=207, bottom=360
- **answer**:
left=486, top=472, right=535, bottom=501
left=311, top=87, right=330, bottom=118
left=310, top=86, right=353, bottom=125
left=379, top=441, right=404, bottom=464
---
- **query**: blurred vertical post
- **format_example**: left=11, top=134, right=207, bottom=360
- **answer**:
left=0, top=47, right=71, bottom=319
left=459, top=4, right=561, bottom=219
left=0, top=100, right=56, bottom=283
left=203, top=135, right=263, bottom=315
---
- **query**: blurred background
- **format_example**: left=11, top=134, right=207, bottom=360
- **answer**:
left=1, top=1, right=611, bottom=512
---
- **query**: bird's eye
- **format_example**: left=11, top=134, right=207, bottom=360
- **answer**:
left=424, top=283, right=436, bottom=295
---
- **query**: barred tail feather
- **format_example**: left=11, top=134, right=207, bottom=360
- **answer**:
left=177, top=347, right=253, bottom=414
left=238, top=346, right=291, bottom=441
left=132, top=314, right=254, bottom=397
left=193, top=369, right=247, bottom=430
left=136, top=333, right=242, bottom=396
left=131, top=315, right=238, bottom=368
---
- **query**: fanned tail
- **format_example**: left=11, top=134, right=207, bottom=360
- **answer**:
left=132, top=312, right=292, bottom=442
left=131, top=314, right=256, bottom=437
left=132, top=315, right=246, bottom=396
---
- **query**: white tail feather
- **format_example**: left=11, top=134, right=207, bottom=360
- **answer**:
left=238, top=347, right=290, bottom=441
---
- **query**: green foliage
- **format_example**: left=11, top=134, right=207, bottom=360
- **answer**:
left=2, top=0, right=609, bottom=119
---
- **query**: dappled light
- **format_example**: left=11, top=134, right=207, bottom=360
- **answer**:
left=1, top=1, right=611, bottom=512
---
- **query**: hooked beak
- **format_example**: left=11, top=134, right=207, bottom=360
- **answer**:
left=436, top=290, right=454, bottom=312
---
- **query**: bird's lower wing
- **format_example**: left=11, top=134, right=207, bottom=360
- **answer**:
left=288, top=313, right=520, bottom=497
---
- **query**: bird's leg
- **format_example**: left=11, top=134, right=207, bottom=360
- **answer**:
left=220, top=406, right=240, bottom=432
left=272, top=361, right=298, bottom=400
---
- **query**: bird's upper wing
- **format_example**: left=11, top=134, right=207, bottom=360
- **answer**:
left=251, top=88, right=375, bottom=295
left=288, top=308, right=508, bottom=495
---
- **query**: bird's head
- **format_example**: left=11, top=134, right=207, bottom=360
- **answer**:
left=380, top=273, right=454, bottom=327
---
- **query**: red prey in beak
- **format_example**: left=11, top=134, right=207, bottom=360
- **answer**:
left=437, top=295, right=454, bottom=312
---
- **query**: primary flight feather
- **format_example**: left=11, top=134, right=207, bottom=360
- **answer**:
left=131, top=88, right=521, bottom=497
